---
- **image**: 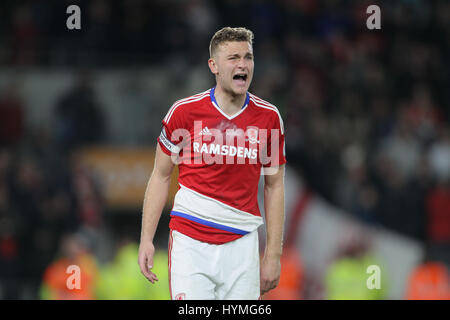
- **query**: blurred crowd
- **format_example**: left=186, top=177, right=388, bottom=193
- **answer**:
left=0, top=0, right=449, bottom=299
left=0, top=124, right=105, bottom=298
left=276, top=0, right=450, bottom=255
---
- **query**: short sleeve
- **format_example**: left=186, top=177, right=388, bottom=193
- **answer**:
left=157, top=104, right=190, bottom=156
left=262, top=112, right=286, bottom=167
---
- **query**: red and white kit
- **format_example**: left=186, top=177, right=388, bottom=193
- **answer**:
left=158, top=87, right=286, bottom=299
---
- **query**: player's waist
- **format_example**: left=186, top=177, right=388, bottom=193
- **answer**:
left=172, top=184, right=263, bottom=234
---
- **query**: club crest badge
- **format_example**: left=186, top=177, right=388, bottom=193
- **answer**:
left=246, top=126, right=260, bottom=144
left=175, top=293, right=186, bottom=300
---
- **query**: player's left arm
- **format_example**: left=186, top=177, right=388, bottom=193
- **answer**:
left=260, top=164, right=285, bottom=296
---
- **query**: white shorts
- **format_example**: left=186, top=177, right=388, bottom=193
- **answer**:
left=168, top=230, right=260, bottom=300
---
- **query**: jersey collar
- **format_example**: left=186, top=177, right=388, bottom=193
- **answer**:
left=210, top=87, right=250, bottom=109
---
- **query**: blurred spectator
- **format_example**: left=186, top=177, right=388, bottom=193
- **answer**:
left=368, top=95, right=395, bottom=142
left=324, top=230, right=387, bottom=300
left=96, top=239, right=169, bottom=300
left=262, top=246, right=304, bottom=300
left=82, top=0, right=114, bottom=65
left=372, top=151, right=425, bottom=239
left=0, top=171, right=21, bottom=299
left=0, top=83, right=25, bottom=147
left=405, top=260, right=450, bottom=300
left=403, top=84, right=442, bottom=144
left=183, top=0, right=218, bottom=53
left=9, top=156, right=54, bottom=292
left=426, top=180, right=450, bottom=246
left=428, top=127, right=450, bottom=182
left=40, top=232, right=99, bottom=300
left=10, top=3, right=40, bottom=65
left=69, top=156, right=103, bottom=230
left=53, top=71, right=106, bottom=153
left=378, top=116, right=421, bottom=181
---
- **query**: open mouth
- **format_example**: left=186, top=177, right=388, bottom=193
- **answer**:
left=233, top=73, right=248, bottom=86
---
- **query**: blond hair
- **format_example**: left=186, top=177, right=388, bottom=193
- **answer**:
left=209, top=27, right=254, bottom=57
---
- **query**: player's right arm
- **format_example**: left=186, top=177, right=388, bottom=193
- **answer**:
left=138, top=143, right=175, bottom=283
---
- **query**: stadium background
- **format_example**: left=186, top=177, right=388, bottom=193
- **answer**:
left=0, top=0, right=449, bottom=299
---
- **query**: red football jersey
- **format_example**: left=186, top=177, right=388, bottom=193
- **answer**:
left=157, top=87, right=286, bottom=244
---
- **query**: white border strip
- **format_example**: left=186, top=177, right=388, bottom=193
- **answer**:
left=173, top=183, right=264, bottom=233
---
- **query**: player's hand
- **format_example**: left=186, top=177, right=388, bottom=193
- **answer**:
left=260, top=254, right=281, bottom=296
left=138, top=241, right=159, bottom=284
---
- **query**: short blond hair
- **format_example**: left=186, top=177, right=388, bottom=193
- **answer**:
left=209, top=27, right=254, bottom=57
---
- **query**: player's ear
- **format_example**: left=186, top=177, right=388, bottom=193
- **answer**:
left=208, top=58, right=218, bottom=75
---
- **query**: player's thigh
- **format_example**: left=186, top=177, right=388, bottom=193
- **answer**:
left=218, top=268, right=260, bottom=300
left=217, top=231, right=260, bottom=300
left=169, top=230, right=216, bottom=300
left=170, top=272, right=216, bottom=300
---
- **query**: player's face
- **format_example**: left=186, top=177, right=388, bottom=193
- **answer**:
left=209, top=41, right=254, bottom=96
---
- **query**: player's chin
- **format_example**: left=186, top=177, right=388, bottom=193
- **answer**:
left=231, top=83, right=250, bottom=95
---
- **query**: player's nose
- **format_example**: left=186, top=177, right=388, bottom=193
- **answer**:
left=236, top=57, right=248, bottom=70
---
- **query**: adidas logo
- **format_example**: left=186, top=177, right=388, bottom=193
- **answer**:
left=199, top=127, right=212, bottom=136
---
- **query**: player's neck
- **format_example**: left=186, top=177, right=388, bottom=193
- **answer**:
left=214, top=85, right=247, bottom=117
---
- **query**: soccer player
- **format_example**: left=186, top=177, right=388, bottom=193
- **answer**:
left=138, top=27, right=286, bottom=300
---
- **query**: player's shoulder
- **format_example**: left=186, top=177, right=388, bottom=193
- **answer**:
left=172, top=89, right=211, bottom=108
left=249, top=93, right=280, bottom=114
left=249, top=93, right=284, bottom=130
left=164, top=89, right=211, bottom=123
